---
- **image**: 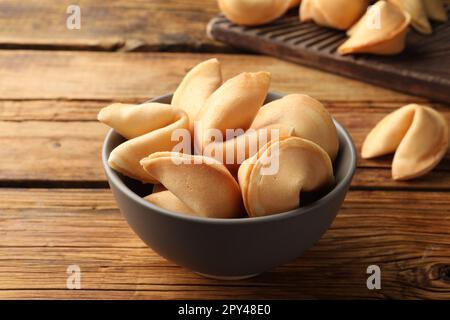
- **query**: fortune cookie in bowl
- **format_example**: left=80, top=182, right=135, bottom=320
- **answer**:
left=197, top=71, right=271, bottom=136
left=195, top=71, right=271, bottom=150
left=208, top=124, right=294, bottom=175
left=387, top=0, right=432, bottom=34
left=172, top=58, right=222, bottom=132
left=200, top=92, right=338, bottom=175
left=288, top=0, right=302, bottom=9
left=144, top=190, right=195, bottom=216
left=218, top=0, right=291, bottom=26
left=362, top=104, right=449, bottom=180
left=98, top=103, right=189, bottom=183
left=238, top=136, right=334, bottom=217
left=141, top=152, right=243, bottom=218
left=250, top=94, right=339, bottom=161
left=339, top=1, right=411, bottom=55
left=300, top=0, right=369, bottom=30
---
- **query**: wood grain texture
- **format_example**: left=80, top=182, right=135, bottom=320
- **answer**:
left=0, top=0, right=225, bottom=52
left=1, top=188, right=450, bottom=299
left=0, top=121, right=108, bottom=182
left=0, top=100, right=110, bottom=121
left=0, top=45, right=448, bottom=300
left=0, top=50, right=422, bottom=102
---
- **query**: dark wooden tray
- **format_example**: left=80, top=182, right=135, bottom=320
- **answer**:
left=208, top=8, right=450, bottom=104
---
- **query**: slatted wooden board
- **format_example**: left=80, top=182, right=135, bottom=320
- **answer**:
left=208, top=7, right=450, bottom=104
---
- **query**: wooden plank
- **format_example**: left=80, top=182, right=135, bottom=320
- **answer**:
left=0, top=100, right=112, bottom=121
left=353, top=168, right=450, bottom=189
left=0, top=189, right=142, bottom=248
left=0, top=289, right=360, bottom=300
left=0, top=121, right=108, bottom=182
left=1, top=188, right=450, bottom=299
left=0, top=0, right=225, bottom=52
left=208, top=8, right=450, bottom=103
left=1, top=100, right=448, bottom=122
left=0, top=50, right=425, bottom=102
left=1, top=105, right=448, bottom=187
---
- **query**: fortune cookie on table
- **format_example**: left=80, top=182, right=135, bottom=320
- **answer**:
left=172, top=58, right=222, bottom=132
left=140, top=152, right=243, bottom=218
left=300, top=0, right=369, bottom=30
left=338, top=1, right=411, bottom=55
left=98, top=103, right=189, bottom=183
left=362, top=104, right=449, bottom=181
left=423, top=0, right=448, bottom=22
left=218, top=0, right=291, bottom=26
left=388, top=0, right=432, bottom=34
left=250, top=94, right=339, bottom=161
left=238, top=136, right=334, bottom=217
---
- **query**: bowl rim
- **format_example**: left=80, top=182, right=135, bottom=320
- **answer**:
left=102, top=92, right=357, bottom=225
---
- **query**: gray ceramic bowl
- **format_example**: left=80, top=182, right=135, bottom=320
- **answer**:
left=102, top=92, right=357, bottom=279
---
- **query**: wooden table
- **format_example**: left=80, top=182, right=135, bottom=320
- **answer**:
left=0, top=0, right=449, bottom=300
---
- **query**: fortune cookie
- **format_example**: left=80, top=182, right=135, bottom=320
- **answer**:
left=289, top=0, right=302, bottom=9
left=388, top=0, right=432, bottom=34
left=141, top=152, right=243, bottom=218
left=218, top=0, right=291, bottom=26
left=300, top=0, right=369, bottom=30
left=197, top=72, right=271, bottom=136
left=338, top=1, right=411, bottom=55
left=195, top=71, right=271, bottom=150
left=144, top=190, right=195, bottom=216
left=98, top=102, right=179, bottom=140
left=172, top=58, right=222, bottom=132
left=423, top=0, right=448, bottom=22
left=98, top=103, right=189, bottom=183
left=152, top=183, right=167, bottom=193
left=238, top=137, right=334, bottom=217
left=362, top=104, right=449, bottom=180
left=208, top=124, right=294, bottom=174
left=210, top=94, right=339, bottom=171
left=250, top=94, right=339, bottom=160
